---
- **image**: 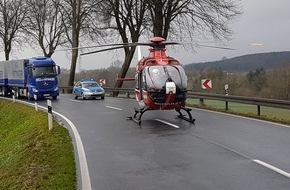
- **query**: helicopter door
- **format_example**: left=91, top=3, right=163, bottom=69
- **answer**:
left=140, top=69, right=148, bottom=100
left=135, top=71, right=144, bottom=101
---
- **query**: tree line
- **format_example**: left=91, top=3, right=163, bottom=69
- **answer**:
left=58, top=61, right=290, bottom=100
left=184, top=51, right=290, bottom=73
left=0, top=0, right=241, bottom=88
left=186, top=63, right=290, bottom=100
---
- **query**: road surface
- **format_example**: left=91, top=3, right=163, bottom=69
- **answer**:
left=33, top=94, right=290, bottom=190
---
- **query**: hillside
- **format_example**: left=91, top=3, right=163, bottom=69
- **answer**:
left=183, top=51, right=290, bottom=73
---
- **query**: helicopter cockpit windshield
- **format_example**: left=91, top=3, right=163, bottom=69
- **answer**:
left=145, top=65, right=187, bottom=90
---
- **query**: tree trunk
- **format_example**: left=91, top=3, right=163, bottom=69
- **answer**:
left=113, top=47, right=136, bottom=96
left=68, top=48, right=78, bottom=91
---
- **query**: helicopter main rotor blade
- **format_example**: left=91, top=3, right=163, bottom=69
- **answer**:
left=54, top=43, right=133, bottom=52
left=80, top=44, right=137, bottom=56
left=79, top=42, right=172, bottom=56
left=78, top=39, right=234, bottom=56
left=197, top=44, right=235, bottom=50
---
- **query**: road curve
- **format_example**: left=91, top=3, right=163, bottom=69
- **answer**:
left=36, top=94, right=290, bottom=190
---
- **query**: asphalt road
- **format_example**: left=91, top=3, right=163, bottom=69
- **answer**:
left=36, top=94, right=290, bottom=190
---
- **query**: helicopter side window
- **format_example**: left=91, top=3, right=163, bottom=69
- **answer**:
left=142, top=71, right=147, bottom=89
left=135, top=71, right=145, bottom=90
left=176, top=66, right=188, bottom=89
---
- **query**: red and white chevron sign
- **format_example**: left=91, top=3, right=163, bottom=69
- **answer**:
left=99, top=79, right=106, bottom=86
left=201, top=79, right=212, bottom=89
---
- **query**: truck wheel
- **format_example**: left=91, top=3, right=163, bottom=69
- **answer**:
left=1, top=87, right=7, bottom=96
left=15, top=88, right=20, bottom=99
left=27, top=91, right=32, bottom=100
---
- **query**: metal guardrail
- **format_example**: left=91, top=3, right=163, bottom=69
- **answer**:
left=187, top=92, right=290, bottom=116
left=59, top=86, right=290, bottom=116
left=59, top=86, right=134, bottom=98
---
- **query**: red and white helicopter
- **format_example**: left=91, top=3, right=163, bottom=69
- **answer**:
left=80, top=37, right=232, bottom=125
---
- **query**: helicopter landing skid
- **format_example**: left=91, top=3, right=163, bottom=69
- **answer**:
left=175, top=107, right=196, bottom=123
left=127, top=107, right=149, bottom=125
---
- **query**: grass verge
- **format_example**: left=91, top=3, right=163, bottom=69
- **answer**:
left=186, top=99, right=290, bottom=125
left=0, top=99, right=76, bottom=189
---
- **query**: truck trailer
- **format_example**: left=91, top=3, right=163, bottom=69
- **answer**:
left=0, top=57, right=60, bottom=100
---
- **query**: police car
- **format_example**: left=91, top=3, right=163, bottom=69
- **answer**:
left=73, top=79, right=105, bottom=100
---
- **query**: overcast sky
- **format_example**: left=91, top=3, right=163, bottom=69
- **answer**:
left=5, top=0, right=290, bottom=71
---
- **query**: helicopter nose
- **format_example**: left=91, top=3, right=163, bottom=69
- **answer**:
left=166, top=82, right=176, bottom=94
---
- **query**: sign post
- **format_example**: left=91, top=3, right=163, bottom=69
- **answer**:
left=225, top=84, right=229, bottom=110
left=47, top=100, right=53, bottom=130
left=225, top=84, right=229, bottom=95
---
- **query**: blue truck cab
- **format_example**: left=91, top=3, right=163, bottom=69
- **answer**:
left=0, top=56, right=61, bottom=100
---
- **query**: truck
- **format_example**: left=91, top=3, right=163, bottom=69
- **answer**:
left=0, top=57, right=60, bottom=100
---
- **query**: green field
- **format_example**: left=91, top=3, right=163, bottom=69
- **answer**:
left=0, top=99, right=76, bottom=189
left=186, top=98, right=290, bottom=125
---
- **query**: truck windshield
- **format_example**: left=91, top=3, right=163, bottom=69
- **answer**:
left=31, top=66, right=57, bottom=77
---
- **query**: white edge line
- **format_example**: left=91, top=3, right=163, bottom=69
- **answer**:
left=193, top=107, right=290, bottom=128
left=155, top=119, right=180, bottom=129
left=253, top=159, right=290, bottom=179
left=106, top=105, right=122, bottom=111
left=1, top=98, right=92, bottom=190
left=69, top=99, right=83, bottom=103
left=53, top=111, right=92, bottom=190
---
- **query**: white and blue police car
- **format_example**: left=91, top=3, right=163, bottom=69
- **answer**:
left=73, top=79, right=105, bottom=100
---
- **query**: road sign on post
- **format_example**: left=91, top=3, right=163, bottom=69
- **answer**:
left=225, top=84, right=229, bottom=95
left=99, top=79, right=106, bottom=86
left=201, top=79, right=212, bottom=89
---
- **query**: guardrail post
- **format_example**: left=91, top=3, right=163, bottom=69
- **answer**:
left=47, top=100, right=53, bottom=130
left=257, top=105, right=261, bottom=116
left=126, top=92, right=130, bottom=98
left=225, top=101, right=229, bottom=111
left=199, top=98, right=205, bottom=107
left=35, top=102, right=38, bottom=111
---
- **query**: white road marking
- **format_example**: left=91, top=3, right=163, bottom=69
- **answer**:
left=52, top=111, right=92, bottom=190
left=155, top=119, right=180, bottom=128
left=194, top=107, right=290, bottom=128
left=253, top=159, right=290, bottom=179
left=106, top=105, right=122, bottom=111
left=6, top=98, right=92, bottom=190
left=69, top=99, right=83, bottom=103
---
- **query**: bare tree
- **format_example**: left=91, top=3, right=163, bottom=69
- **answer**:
left=60, top=0, right=103, bottom=87
left=24, top=0, right=67, bottom=57
left=146, top=0, right=241, bottom=41
left=94, top=0, right=148, bottom=91
left=96, top=0, right=240, bottom=91
left=0, top=0, right=27, bottom=60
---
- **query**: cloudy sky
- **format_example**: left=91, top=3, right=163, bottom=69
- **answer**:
left=6, top=0, right=290, bottom=71
left=172, top=0, right=290, bottom=65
